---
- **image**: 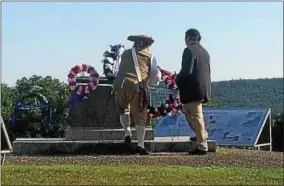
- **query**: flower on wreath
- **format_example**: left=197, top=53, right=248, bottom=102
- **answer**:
left=147, top=67, right=182, bottom=120
left=67, top=64, right=99, bottom=99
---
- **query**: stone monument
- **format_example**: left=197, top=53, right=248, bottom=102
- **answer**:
left=65, top=77, right=154, bottom=141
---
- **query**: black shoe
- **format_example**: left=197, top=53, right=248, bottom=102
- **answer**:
left=124, top=135, right=132, bottom=144
left=188, top=148, right=207, bottom=155
left=121, top=136, right=135, bottom=155
left=136, top=146, right=149, bottom=155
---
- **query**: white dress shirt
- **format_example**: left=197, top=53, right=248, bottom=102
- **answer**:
left=113, top=48, right=125, bottom=77
left=148, top=55, right=161, bottom=87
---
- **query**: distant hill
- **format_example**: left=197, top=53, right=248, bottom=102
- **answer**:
left=212, top=78, right=283, bottom=117
left=151, top=78, right=283, bottom=117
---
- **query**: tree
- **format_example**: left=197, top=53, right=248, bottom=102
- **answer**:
left=1, top=83, right=16, bottom=131
left=272, top=111, right=283, bottom=152
left=10, top=75, right=71, bottom=138
left=211, top=78, right=283, bottom=118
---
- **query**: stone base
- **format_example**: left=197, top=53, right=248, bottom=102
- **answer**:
left=65, top=127, right=155, bottom=141
left=12, top=138, right=216, bottom=155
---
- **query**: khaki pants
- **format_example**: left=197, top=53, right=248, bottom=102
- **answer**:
left=182, top=101, right=208, bottom=151
left=114, top=89, right=147, bottom=126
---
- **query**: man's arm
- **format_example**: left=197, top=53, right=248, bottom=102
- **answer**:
left=180, top=48, right=194, bottom=75
left=148, top=56, right=161, bottom=86
left=176, top=48, right=193, bottom=87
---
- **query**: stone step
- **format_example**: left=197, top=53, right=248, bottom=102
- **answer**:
left=65, top=127, right=155, bottom=141
left=12, top=138, right=216, bottom=155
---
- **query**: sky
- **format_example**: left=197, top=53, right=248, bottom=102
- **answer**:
left=2, top=2, right=283, bottom=86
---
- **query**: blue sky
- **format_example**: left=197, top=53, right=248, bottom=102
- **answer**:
left=2, top=2, right=283, bottom=86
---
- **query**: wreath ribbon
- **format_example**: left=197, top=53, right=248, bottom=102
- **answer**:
left=11, top=102, right=52, bottom=129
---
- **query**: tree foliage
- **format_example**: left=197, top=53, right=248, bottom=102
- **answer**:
left=272, top=112, right=283, bottom=152
left=212, top=78, right=283, bottom=117
left=1, top=75, right=70, bottom=140
left=1, top=83, right=16, bottom=123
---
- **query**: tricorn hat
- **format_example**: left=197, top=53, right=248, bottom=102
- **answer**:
left=127, top=35, right=154, bottom=45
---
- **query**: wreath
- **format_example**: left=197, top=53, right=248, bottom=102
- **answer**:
left=11, top=87, right=52, bottom=129
left=147, top=67, right=182, bottom=120
left=102, top=44, right=125, bottom=81
left=67, top=64, right=99, bottom=96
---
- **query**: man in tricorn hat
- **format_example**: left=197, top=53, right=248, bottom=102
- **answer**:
left=176, top=28, right=211, bottom=155
left=113, top=35, right=161, bottom=155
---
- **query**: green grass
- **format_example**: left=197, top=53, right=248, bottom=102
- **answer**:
left=2, top=163, right=283, bottom=185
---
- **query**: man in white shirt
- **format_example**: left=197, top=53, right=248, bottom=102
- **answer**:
left=113, top=35, right=160, bottom=155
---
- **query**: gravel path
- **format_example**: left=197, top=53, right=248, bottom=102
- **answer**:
left=5, top=148, right=283, bottom=168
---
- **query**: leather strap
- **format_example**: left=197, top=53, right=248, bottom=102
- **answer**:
left=131, top=47, right=142, bottom=83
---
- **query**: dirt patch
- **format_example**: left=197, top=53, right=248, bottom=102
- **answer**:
left=5, top=148, right=283, bottom=168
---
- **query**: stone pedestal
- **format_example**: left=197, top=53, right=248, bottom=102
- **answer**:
left=65, top=127, right=154, bottom=141
left=12, top=138, right=217, bottom=155
left=67, top=78, right=154, bottom=141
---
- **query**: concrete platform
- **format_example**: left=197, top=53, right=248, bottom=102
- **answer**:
left=65, top=127, right=154, bottom=141
left=12, top=137, right=216, bottom=155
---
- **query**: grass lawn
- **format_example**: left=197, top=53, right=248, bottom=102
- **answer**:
left=2, top=163, right=283, bottom=185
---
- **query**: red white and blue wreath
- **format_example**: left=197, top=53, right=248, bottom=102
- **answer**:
left=68, top=64, right=99, bottom=102
left=147, top=67, right=182, bottom=120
